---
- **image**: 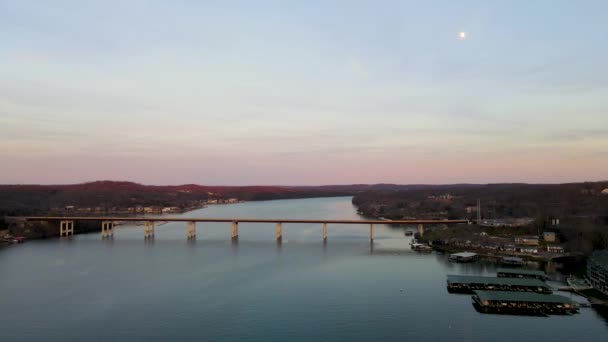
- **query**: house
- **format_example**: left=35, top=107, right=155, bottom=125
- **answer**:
left=546, top=245, right=564, bottom=253
left=503, top=244, right=516, bottom=252
left=514, top=236, right=539, bottom=246
left=543, top=231, right=557, bottom=243
left=517, top=246, right=538, bottom=254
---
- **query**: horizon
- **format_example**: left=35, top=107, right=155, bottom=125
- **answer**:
left=2, top=1, right=607, bottom=185
left=2, top=179, right=607, bottom=187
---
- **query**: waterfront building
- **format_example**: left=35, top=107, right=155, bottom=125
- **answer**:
left=546, top=245, right=564, bottom=253
left=587, top=250, right=608, bottom=294
left=517, top=246, right=538, bottom=254
left=514, top=236, right=540, bottom=246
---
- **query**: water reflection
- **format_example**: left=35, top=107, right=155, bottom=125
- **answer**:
left=1, top=197, right=606, bottom=341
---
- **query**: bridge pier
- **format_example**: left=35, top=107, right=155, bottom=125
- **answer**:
left=276, top=223, right=282, bottom=241
left=187, top=221, right=196, bottom=240
left=101, top=221, right=115, bottom=238
left=323, top=223, right=327, bottom=241
left=369, top=224, right=374, bottom=241
left=417, top=224, right=424, bottom=237
left=60, top=220, right=74, bottom=237
left=144, top=221, right=155, bottom=239
left=231, top=222, right=239, bottom=240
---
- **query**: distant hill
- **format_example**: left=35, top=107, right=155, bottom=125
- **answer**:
left=0, top=181, right=353, bottom=216
left=1, top=180, right=607, bottom=219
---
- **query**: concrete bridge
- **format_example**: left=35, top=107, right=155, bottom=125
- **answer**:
left=23, top=217, right=469, bottom=241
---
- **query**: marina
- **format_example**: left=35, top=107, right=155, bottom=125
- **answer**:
left=472, top=291, right=579, bottom=316
left=497, top=268, right=549, bottom=281
left=447, top=275, right=552, bottom=294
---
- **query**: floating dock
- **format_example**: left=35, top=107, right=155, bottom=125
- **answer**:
left=501, top=256, right=524, bottom=266
left=472, top=290, right=578, bottom=315
left=447, top=275, right=552, bottom=294
left=449, top=252, right=479, bottom=263
left=497, top=268, right=548, bottom=281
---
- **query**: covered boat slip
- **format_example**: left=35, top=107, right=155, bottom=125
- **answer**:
left=497, top=268, right=549, bottom=281
left=447, top=275, right=552, bottom=294
left=448, top=252, right=479, bottom=263
left=472, top=290, right=578, bottom=315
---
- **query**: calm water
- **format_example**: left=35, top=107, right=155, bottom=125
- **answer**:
left=1, top=197, right=606, bottom=341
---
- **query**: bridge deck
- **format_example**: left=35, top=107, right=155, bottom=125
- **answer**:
left=22, top=217, right=469, bottom=224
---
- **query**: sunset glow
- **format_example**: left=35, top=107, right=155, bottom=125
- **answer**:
left=1, top=1, right=607, bottom=185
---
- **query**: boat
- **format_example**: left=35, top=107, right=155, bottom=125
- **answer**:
left=405, top=230, right=414, bottom=236
left=412, top=243, right=432, bottom=253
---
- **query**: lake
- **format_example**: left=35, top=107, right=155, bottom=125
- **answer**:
left=0, top=197, right=606, bottom=341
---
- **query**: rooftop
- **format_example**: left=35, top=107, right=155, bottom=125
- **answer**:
left=447, top=275, right=549, bottom=288
left=450, top=252, right=478, bottom=258
left=497, top=268, right=547, bottom=277
left=474, top=290, right=575, bottom=304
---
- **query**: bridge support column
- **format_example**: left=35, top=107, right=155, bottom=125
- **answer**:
left=417, top=224, right=424, bottom=237
left=369, top=224, right=374, bottom=241
left=231, top=222, right=239, bottom=240
left=187, top=221, right=196, bottom=240
left=323, top=223, right=327, bottom=241
left=60, top=220, right=74, bottom=237
left=144, top=221, right=155, bottom=239
left=276, top=223, right=282, bottom=241
left=101, top=221, right=115, bottom=238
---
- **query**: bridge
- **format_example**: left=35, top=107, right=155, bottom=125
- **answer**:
left=22, top=216, right=470, bottom=241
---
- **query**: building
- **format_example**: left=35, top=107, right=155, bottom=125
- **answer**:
left=514, top=236, right=539, bottom=246
left=546, top=245, right=564, bottom=253
left=587, top=250, right=608, bottom=294
left=517, top=246, right=538, bottom=254
left=543, top=231, right=557, bottom=242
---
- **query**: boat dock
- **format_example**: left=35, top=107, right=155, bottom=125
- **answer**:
left=449, top=252, right=479, bottom=263
left=447, top=275, right=552, bottom=294
left=501, top=256, right=524, bottom=266
left=497, top=268, right=549, bottom=281
left=472, top=290, right=579, bottom=315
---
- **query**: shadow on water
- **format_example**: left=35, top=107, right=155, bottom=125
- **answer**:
left=592, top=305, right=608, bottom=327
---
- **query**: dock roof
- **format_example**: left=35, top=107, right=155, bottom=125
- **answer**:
left=447, top=275, right=549, bottom=288
left=450, top=252, right=478, bottom=258
left=496, top=268, right=547, bottom=277
left=474, top=291, right=575, bottom=304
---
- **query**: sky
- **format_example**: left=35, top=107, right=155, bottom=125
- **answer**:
left=1, top=0, right=607, bottom=185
